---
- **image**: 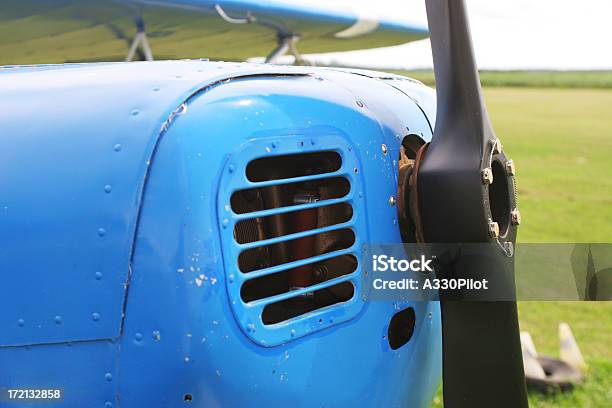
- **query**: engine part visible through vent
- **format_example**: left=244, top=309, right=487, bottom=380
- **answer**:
left=218, top=136, right=367, bottom=346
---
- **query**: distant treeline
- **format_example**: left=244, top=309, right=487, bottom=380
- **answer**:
left=389, top=70, right=612, bottom=89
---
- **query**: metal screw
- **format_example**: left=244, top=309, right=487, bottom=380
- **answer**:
left=511, top=208, right=521, bottom=225
left=506, top=159, right=516, bottom=176
left=381, top=144, right=388, bottom=155
left=481, top=167, right=493, bottom=185
left=389, top=195, right=397, bottom=206
left=488, top=221, right=500, bottom=238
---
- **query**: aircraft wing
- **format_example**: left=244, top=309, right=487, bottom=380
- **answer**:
left=0, top=0, right=428, bottom=65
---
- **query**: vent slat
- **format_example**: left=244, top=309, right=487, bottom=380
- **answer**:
left=232, top=196, right=351, bottom=220
left=242, top=170, right=347, bottom=189
left=237, top=247, right=356, bottom=282
left=246, top=275, right=356, bottom=308
left=236, top=221, right=354, bottom=250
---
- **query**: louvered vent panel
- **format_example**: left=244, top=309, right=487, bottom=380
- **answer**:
left=218, top=136, right=367, bottom=346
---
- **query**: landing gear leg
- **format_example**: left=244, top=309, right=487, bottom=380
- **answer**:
left=126, top=17, right=153, bottom=62
left=265, top=34, right=312, bottom=66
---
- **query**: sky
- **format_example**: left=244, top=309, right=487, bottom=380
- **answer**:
left=256, top=0, right=612, bottom=70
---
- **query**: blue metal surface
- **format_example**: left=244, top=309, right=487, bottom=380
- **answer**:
left=133, top=0, right=428, bottom=33
left=0, top=61, right=262, bottom=347
left=0, top=61, right=440, bottom=407
left=0, top=340, right=120, bottom=407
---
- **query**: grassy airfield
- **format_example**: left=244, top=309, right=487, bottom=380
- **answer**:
left=394, top=70, right=612, bottom=89
left=491, top=86, right=612, bottom=408
left=418, top=74, right=612, bottom=407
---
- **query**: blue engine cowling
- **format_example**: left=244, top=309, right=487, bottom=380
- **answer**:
left=0, top=61, right=441, bottom=407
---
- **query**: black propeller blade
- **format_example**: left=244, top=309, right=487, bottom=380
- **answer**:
left=416, top=1, right=528, bottom=407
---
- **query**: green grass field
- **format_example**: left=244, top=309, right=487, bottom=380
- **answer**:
left=429, top=86, right=612, bottom=407
left=392, top=70, right=612, bottom=89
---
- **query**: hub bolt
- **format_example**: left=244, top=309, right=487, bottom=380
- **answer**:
left=482, top=167, right=493, bottom=185
left=506, top=159, right=516, bottom=176
left=488, top=221, right=500, bottom=238
left=511, top=208, right=521, bottom=225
